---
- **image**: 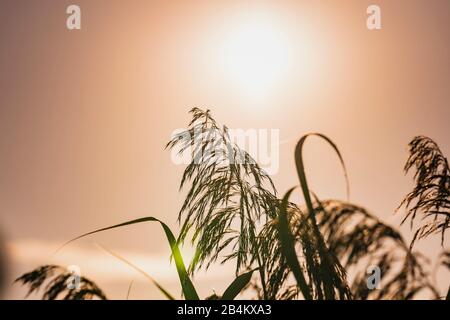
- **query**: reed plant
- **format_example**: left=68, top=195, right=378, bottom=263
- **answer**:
left=16, top=109, right=449, bottom=300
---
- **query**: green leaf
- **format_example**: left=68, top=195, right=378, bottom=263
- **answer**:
left=97, top=244, right=175, bottom=300
left=60, top=217, right=199, bottom=300
left=277, top=188, right=312, bottom=300
left=294, top=133, right=352, bottom=300
left=294, top=133, right=350, bottom=222
left=221, top=268, right=258, bottom=300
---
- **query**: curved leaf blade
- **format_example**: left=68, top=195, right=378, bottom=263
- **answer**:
left=295, top=133, right=350, bottom=216
left=97, top=244, right=175, bottom=300
left=60, top=217, right=199, bottom=300
left=277, top=187, right=312, bottom=300
left=221, top=268, right=258, bottom=300
left=293, top=133, right=352, bottom=300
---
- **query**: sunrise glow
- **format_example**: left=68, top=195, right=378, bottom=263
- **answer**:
left=220, top=17, right=292, bottom=99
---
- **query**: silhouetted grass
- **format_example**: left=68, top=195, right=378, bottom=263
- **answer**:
left=399, top=136, right=450, bottom=247
left=15, top=265, right=106, bottom=300
left=15, top=109, right=449, bottom=300
left=61, top=217, right=200, bottom=300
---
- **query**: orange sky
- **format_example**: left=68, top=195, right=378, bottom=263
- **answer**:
left=0, top=0, right=449, bottom=299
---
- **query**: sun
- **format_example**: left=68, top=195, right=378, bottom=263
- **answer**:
left=220, top=16, right=291, bottom=99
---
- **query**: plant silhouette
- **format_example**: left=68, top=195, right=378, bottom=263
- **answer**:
left=16, top=108, right=449, bottom=300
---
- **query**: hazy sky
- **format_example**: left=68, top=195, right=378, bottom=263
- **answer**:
left=0, top=0, right=449, bottom=299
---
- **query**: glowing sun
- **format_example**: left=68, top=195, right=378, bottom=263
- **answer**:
left=221, top=16, right=291, bottom=99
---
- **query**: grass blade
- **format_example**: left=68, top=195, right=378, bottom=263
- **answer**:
left=97, top=244, right=175, bottom=300
left=221, top=268, right=258, bottom=300
left=294, top=133, right=352, bottom=300
left=295, top=133, right=350, bottom=219
left=277, top=187, right=312, bottom=300
left=126, top=280, right=134, bottom=300
left=60, top=217, right=199, bottom=300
